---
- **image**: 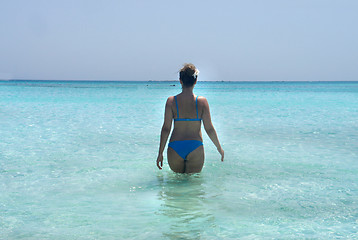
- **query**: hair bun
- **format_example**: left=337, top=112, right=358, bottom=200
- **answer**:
left=179, top=63, right=199, bottom=87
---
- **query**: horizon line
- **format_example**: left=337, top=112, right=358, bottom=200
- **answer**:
left=1, top=79, right=358, bottom=82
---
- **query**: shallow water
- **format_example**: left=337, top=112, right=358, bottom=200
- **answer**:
left=0, top=80, right=357, bottom=239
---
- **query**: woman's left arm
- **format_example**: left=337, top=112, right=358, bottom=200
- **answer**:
left=156, top=97, right=173, bottom=170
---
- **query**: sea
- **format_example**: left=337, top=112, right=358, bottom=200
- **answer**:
left=0, top=80, right=357, bottom=239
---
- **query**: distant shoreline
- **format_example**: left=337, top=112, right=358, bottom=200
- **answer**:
left=1, top=79, right=358, bottom=83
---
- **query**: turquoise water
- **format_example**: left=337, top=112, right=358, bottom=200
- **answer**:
left=0, top=80, right=357, bottom=239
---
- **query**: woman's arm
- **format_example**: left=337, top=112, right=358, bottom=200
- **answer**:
left=201, top=97, right=224, bottom=162
left=156, top=97, right=173, bottom=169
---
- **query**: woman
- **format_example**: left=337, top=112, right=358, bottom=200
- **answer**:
left=156, top=63, right=224, bottom=173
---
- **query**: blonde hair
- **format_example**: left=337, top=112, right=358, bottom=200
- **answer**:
left=179, top=63, right=199, bottom=87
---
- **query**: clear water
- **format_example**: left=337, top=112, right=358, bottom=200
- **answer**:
left=0, top=80, right=357, bottom=239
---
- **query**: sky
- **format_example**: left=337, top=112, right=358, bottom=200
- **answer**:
left=0, top=0, right=357, bottom=81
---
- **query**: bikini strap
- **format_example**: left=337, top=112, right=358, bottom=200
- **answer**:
left=196, top=96, right=199, bottom=119
left=175, top=96, right=179, bottom=118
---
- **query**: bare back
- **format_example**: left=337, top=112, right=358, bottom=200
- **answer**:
left=169, top=94, right=203, bottom=142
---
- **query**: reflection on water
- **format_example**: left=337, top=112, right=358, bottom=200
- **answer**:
left=156, top=173, right=216, bottom=239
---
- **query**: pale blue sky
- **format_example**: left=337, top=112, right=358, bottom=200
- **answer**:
left=0, top=0, right=357, bottom=81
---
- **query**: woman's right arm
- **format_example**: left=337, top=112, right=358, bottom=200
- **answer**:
left=201, top=97, right=224, bottom=162
left=156, top=97, right=173, bottom=169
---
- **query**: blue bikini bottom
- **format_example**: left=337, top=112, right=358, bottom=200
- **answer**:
left=168, top=140, right=203, bottom=160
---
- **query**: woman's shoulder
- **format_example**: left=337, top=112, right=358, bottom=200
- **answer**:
left=196, top=96, right=208, bottom=104
left=165, top=96, right=175, bottom=106
left=196, top=95, right=206, bottom=100
left=167, top=95, right=176, bottom=101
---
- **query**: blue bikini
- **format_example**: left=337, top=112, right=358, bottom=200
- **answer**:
left=173, top=96, right=201, bottom=122
left=168, top=96, right=203, bottom=160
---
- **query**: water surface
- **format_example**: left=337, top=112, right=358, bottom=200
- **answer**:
left=1, top=80, right=357, bottom=239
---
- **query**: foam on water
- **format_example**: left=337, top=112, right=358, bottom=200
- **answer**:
left=0, top=81, right=357, bottom=239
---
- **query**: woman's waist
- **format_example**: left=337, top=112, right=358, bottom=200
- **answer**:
left=169, top=131, right=202, bottom=142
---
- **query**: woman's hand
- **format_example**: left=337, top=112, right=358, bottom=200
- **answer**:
left=218, top=148, right=224, bottom=162
left=156, top=154, right=163, bottom=170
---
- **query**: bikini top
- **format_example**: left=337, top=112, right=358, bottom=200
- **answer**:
left=174, top=96, right=202, bottom=122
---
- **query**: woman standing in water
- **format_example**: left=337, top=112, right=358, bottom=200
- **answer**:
left=156, top=63, right=224, bottom=173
